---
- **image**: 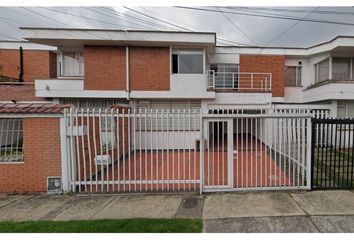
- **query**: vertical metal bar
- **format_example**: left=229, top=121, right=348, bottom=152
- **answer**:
left=80, top=109, right=87, bottom=192
left=194, top=110, right=197, bottom=190
left=188, top=109, right=191, bottom=190
left=110, top=109, right=115, bottom=192
left=236, top=118, right=239, bottom=188
left=104, top=109, right=109, bottom=192
left=172, top=110, right=175, bottom=191
left=122, top=109, right=126, bottom=192
left=212, top=120, right=215, bottom=187
left=207, top=120, right=210, bottom=186
left=255, top=118, right=258, bottom=188
left=75, top=108, right=82, bottom=192
left=246, top=118, right=249, bottom=188
left=150, top=109, right=153, bottom=191
left=92, top=109, right=98, bottom=192
left=328, top=121, right=333, bottom=188
left=86, top=109, right=92, bottom=192
left=116, top=109, right=120, bottom=192
left=145, top=109, right=148, bottom=191
left=222, top=119, right=225, bottom=186
left=178, top=110, right=181, bottom=191
left=128, top=109, right=131, bottom=192
left=296, top=118, right=301, bottom=187
left=133, top=109, right=137, bottom=191
left=155, top=110, right=159, bottom=191
left=217, top=120, right=220, bottom=185
left=301, top=118, right=306, bottom=187
left=306, top=117, right=312, bottom=189
left=161, top=109, right=164, bottom=191
left=167, top=110, right=170, bottom=191
left=200, top=113, right=204, bottom=194
left=139, top=109, right=142, bottom=191
left=346, top=122, right=351, bottom=187
left=69, top=109, right=76, bottom=192
left=338, top=122, right=343, bottom=188
left=241, top=118, right=244, bottom=188
left=183, top=109, right=186, bottom=190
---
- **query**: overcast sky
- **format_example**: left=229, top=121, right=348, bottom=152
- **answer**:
left=1, top=6, right=354, bottom=47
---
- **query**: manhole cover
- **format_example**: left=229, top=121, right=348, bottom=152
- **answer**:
left=182, top=197, right=198, bottom=209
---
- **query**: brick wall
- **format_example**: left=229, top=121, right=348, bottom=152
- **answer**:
left=129, top=47, right=170, bottom=91
left=239, top=54, right=285, bottom=97
left=0, top=118, right=61, bottom=192
left=0, top=84, right=45, bottom=101
left=0, top=49, right=57, bottom=82
left=84, top=46, right=126, bottom=90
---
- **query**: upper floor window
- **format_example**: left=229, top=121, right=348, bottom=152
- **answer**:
left=61, top=51, right=84, bottom=77
left=332, top=57, right=353, bottom=81
left=172, top=49, right=203, bottom=74
left=285, top=66, right=302, bottom=87
left=314, top=58, right=329, bottom=83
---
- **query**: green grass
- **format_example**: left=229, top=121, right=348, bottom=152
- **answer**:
left=0, top=218, right=203, bottom=233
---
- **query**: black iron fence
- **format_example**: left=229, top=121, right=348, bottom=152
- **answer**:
left=311, top=118, right=354, bottom=189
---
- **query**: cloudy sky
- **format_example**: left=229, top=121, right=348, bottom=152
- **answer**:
left=1, top=6, right=354, bottom=47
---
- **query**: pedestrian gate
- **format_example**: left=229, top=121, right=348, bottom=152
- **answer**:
left=62, top=108, right=312, bottom=193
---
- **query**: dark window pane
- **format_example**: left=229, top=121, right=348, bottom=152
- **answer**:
left=179, top=54, right=203, bottom=74
left=172, top=54, right=178, bottom=74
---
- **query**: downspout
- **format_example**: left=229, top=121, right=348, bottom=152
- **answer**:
left=126, top=46, right=130, bottom=100
left=19, top=47, right=23, bottom=82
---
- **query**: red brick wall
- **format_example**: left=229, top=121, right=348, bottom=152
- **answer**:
left=0, top=84, right=45, bottom=101
left=84, top=46, right=126, bottom=90
left=0, top=49, right=57, bottom=82
left=129, top=47, right=170, bottom=91
left=0, top=118, right=61, bottom=193
left=239, top=54, right=285, bottom=97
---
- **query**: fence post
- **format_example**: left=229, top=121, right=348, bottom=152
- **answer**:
left=199, top=113, right=204, bottom=195
left=60, top=111, right=70, bottom=192
left=308, top=117, right=314, bottom=190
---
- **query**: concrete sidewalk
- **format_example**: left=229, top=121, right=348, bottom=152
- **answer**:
left=0, top=190, right=354, bottom=232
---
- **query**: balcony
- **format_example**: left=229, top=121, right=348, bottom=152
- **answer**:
left=207, top=70, right=272, bottom=92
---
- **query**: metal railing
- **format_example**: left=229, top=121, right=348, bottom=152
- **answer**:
left=207, top=70, right=272, bottom=92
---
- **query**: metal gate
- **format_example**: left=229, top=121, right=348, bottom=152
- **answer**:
left=62, top=108, right=312, bottom=193
left=312, top=118, right=354, bottom=189
left=201, top=111, right=312, bottom=192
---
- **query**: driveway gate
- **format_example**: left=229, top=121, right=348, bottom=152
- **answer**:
left=62, top=108, right=312, bottom=193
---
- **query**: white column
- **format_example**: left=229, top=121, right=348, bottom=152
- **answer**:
left=60, top=116, right=70, bottom=192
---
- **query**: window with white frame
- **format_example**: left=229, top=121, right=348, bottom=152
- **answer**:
left=210, top=63, right=239, bottom=89
left=332, top=57, right=352, bottom=81
left=337, top=101, right=354, bottom=118
left=285, top=66, right=302, bottom=87
left=172, top=49, right=204, bottom=74
left=0, top=119, right=24, bottom=163
left=61, top=51, right=84, bottom=77
left=314, top=58, right=329, bottom=83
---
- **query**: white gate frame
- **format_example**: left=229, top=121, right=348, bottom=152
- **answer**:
left=200, top=112, right=313, bottom=192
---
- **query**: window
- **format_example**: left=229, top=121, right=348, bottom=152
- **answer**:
left=0, top=119, right=23, bottom=163
left=337, top=101, right=354, bottom=118
left=333, top=57, right=351, bottom=80
left=172, top=49, right=203, bottom=74
left=285, top=66, right=302, bottom=87
left=210, top=63, right=239, bottom=89
left=61, top=51, right=84, bottom=77
left=314, top=58, right=329, bottom=83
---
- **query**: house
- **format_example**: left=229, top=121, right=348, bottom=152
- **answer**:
left=0, top=28, right=353, bottom=193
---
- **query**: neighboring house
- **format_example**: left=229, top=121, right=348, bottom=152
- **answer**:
left=0, top=27, right=353, bottom=193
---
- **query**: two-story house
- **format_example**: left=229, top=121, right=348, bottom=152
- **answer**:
left=0, top=27, right=353, bottom=193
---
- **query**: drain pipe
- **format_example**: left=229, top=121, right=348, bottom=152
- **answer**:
left=19, top=47, right=23, bottom=82
left=126, top=46, right=130, bottom=100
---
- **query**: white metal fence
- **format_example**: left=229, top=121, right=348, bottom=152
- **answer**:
left=63, top=108, right=312, bottom=193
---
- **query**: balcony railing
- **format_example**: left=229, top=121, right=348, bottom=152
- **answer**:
left=207, top=70, right=272, bottom=92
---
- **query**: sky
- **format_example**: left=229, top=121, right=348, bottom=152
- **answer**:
left=1, top=6, right=354, bottom=48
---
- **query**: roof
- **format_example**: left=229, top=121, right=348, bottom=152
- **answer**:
left=0, top=103, right=70, bottom=114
